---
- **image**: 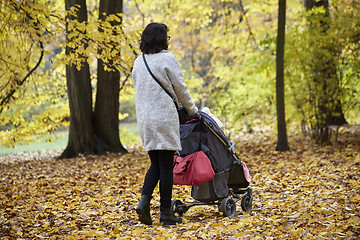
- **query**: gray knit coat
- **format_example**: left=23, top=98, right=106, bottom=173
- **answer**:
left=132, top=50, right=198, bottom=152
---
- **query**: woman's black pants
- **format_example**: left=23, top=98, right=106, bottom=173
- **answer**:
left=141, top=150, right=175, bottom=210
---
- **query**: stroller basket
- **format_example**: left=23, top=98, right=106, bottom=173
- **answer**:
left=191, top=170, right=229, bottom=202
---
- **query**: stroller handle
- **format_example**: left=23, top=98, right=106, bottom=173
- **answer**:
left=229, top=141, right=236, bottom=154
left=229, top=141, right=242, bottom=165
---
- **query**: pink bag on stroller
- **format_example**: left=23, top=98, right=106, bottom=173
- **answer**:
left=173, top=151, right=215, bottom=186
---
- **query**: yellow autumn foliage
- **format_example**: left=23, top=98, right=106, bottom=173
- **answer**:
left=1, top=0, right=359, bottom=151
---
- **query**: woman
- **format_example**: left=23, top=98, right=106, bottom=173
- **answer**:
left=132, top=22, right=198, bottom=225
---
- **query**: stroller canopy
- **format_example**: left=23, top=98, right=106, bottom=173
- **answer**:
left=179, top=111, right=235, bottom=173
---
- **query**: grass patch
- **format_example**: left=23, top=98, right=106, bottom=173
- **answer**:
left=0, top=123, right=140, bottom=155
left=120, top=121, right=139, bottom=136
left=0, top=131, right=68, bottom=155
left=120, top=121, right=141, bottom=147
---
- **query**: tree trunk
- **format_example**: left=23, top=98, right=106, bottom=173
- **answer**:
left=275, top=0, right=290, bottom=151
left=61, top=0, right=95, bottom=158
left=95, top=0, right=127, bottom=154
left=60, top=0, right=127, bottom=158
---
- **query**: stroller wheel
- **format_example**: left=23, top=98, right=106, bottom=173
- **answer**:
left=171, top=199, right=187, bottom=216
left=219, top=197, right=236, bottom=217
left=241, top=195, right=253, bottom=212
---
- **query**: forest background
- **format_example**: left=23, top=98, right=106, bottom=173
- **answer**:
left=0, top=0, right=359, bottom=239
left=1, top=0, right=359, bottom=152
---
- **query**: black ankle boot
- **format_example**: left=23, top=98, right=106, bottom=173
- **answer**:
left=160, top=208, right=182, bottom=226
left=136, top=195, right=152, bottom=225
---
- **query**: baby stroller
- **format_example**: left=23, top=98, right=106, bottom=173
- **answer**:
left=171, top=111, right=253, bottom=218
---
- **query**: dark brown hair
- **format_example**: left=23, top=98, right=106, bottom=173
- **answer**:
left=140, top=23, right=168, bottom=54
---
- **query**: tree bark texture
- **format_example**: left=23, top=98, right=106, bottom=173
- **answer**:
left=276, top=0, right=290, bottom=151
left=61, top=0, right=95, bottom=158
left=95, top=0, right=127, bottom=154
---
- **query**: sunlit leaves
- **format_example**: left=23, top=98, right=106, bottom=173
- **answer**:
left=0, top=66, right=68, bottom=147
left=63, top=6, right=137, bottom=74
left=0, top=0, right=67, bottom=147
left=0, top=0, right=138, bottom=147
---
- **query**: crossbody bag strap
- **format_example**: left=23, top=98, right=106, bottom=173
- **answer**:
left=142, top=54, right=180, bottom=110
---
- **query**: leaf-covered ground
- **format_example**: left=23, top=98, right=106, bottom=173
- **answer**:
left=1, top=133, right=359, bottom=239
